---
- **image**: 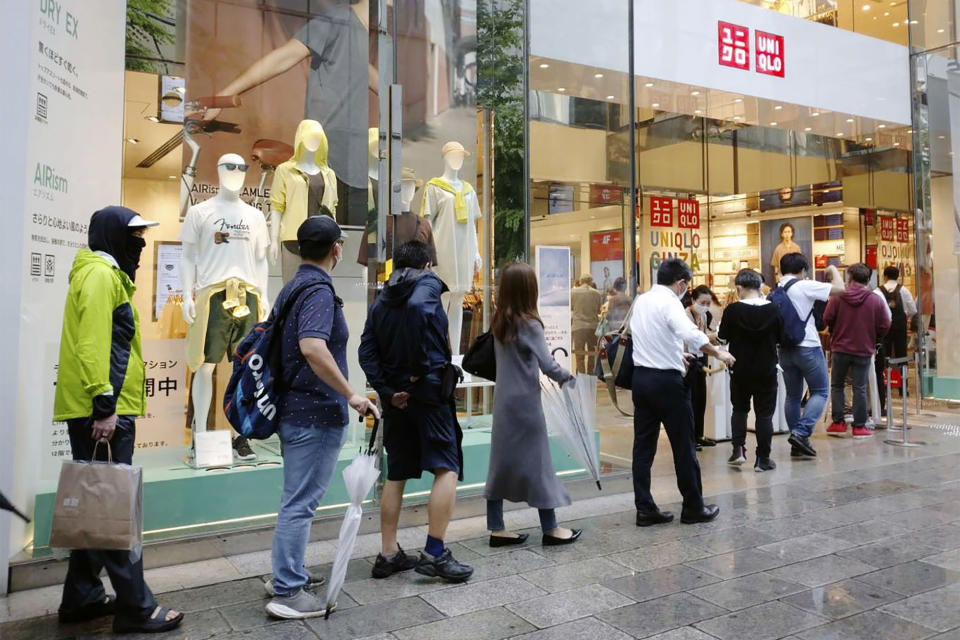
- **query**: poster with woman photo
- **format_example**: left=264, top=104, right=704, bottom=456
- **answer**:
left=761, top=216, right=813, bottom=285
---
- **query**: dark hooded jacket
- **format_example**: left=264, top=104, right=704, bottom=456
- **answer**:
left=358, top=268, right=449, bottom=404
left=718, top=299, right=783, bottom=379
left=824, top=283, right=891, bottom=357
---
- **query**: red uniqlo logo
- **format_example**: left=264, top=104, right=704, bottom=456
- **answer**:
left=718, top=21, right=750, bottom=71
left=650, top=197, right=673, bottom=227
left=677, top=199, right=700, bottom=229
left=755, top=30, right=785, bottom=77
left=896, top=218, right=909, bottom=243
left=880, top=217, right=895, bottom=242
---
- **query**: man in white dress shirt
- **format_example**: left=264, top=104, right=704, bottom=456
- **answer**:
left=631, top=259, right=736, bottom=527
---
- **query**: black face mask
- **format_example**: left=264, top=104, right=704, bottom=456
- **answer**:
left=120, top=235, right=146, bottom=281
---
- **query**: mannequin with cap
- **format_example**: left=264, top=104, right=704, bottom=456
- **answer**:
left=180, top=153, right=270, bottom=455
left=421, top=141, right=482, bottom=355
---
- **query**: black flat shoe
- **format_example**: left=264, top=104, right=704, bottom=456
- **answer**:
left=787, top=433, right=817, bottom=457
left=636, top=510, right=674, bottom=527
left=489, top=533, right=529, bottom=548
left=542, top=529, right=582, bottom=546
left=680, top=504, right=720, bottom=524
left=59, top=595, right=116, bottom=623
left=697, top=438, right=717, bottom=447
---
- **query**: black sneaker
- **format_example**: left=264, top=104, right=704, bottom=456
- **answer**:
left=371, top=544, right=418, bottom=579
left=790, top=446, right=814, bottom=459
left=697, top=438, right=717, bottom=447
left=415, top=549, right=473, bottom=583
left=728, top=446, right=747, bottom=466
left=233, top=436, right=257, bottom=461
left=755, top=457, right=777, bottom=472
left=787, top=433, right=817, bottom=457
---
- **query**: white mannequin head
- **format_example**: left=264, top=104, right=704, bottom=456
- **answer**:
left=302, top=132, right=322, bottom=153
left=217, top=153, right=248, bottom=194
left=441, top=141, right=469, bottom=173
left=401, top=180, right=417, bottom=209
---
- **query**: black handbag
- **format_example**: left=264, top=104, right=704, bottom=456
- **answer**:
left=439, top=363, right=464, bottom=400
left=462, top=331, right=496, bottom=381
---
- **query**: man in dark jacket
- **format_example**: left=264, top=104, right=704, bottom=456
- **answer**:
left=825, top=263, right=892, bottom=439
left=718, top=269, right=783, bottom=472
left=358, top=241, right=473, bottom=583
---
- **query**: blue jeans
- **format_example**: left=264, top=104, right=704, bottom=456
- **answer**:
left=780, top=346, right=829, bottom=437
left=272, top=421, right=347, bottom=597
left=486, top=500, right=558, bottom=534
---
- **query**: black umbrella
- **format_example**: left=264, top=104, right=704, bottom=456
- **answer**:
left=0, top=490, right=30, bottom=523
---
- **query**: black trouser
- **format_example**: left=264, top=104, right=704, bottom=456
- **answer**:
left=631, top=367, right=704, bottom=513
left=877, top=327, right=908, bottom=413
left=831, top=352, right=871, bottom=426
left=61, top=417, right=156, bottom=619
left=684, top=363, right=707, bottom=441
left=730, top=375, right=777, bottom=459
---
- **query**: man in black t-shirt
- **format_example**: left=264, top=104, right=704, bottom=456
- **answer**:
left=718, top=269, right=784, bottom=472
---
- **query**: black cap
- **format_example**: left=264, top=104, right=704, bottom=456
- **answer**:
left=297, top=215, right=347, bottom=251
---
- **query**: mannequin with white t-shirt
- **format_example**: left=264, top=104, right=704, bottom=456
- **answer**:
left=420, top=141, right=481, bottom=355
left=181, top=154, right=269, bottom=455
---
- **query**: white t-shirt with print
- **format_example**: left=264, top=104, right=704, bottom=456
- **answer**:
left=778, top=275, right=832, bottom=348
left=180, top=197, right=269, bottom=291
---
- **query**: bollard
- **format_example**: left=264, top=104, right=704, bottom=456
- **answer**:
left=885, top=355, right=925, bottom=448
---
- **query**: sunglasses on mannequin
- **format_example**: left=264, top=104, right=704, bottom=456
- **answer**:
left=218, top=163, right=249, bottom=172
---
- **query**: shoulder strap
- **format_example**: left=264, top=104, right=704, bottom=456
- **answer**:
left=780, top=278, right=816, bottom=322
left=273, top=278, right=332, bottom=325
left=782, top=278, right=800, bottom=292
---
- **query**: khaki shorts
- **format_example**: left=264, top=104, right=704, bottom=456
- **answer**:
left=203, top=290, right=259, bottom=363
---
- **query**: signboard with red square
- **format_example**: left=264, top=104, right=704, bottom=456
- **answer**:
left=590, top=184, right=624, bottom=206
left=590, top=230, right=624, bottom=262
left=879, top=216, right=895, bottom=242
left=755, top=30, right=785, bottom=77
left=718, top=21, right=750, bottom=71
left=895, top=218, right=909, bottom=243
left=677, top=199, right=700, bottom=229
left=865, top=245, right=878, bottom=269
left=650, top=197, right=674, bottom=227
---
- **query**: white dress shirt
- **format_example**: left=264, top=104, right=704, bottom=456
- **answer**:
left=875, top=281, right=918, bottom=319
left=631, top=284, right=709, bottom=373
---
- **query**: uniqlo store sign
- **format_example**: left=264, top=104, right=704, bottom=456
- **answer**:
left=718, top=21, right=784, bottom=77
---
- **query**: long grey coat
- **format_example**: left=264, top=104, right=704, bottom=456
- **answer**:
left=485, top=319, right=574, bottom=509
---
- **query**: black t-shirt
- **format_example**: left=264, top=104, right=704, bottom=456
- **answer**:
left=718, top=300, right=783, bottom=379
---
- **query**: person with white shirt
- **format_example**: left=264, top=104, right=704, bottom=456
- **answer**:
left=631, top=259, right=735, bottom=527
left=875, top=265, right=916, bottom=415
left=775, top=253, right=844, bottom=458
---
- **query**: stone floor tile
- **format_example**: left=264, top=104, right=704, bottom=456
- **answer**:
left=419, top=575, right=546, bottom=617
left=879, top=584, right=960, bottom=632
left=929, top=630, right=960, bottom=640
left=757, top=533, right=858, bottom=564
left=857, top=561, right=960, bottom=596
left=694, top=600, right=828, bottom=640
left=507, top=583, right=634, bottom=629
left=207, top=620, right=318, bottom=640
left=160, top=578, right=265, bottom=613
left=467, top=549, right=554, bottom=583
left=689, top=571, right=807, bottom=610
left=687, top=526, right=779, bottom=555
left=750, top=513, right=842, bottom=542
left=341, top=571, right=456, bottom=605
left=796, top=609, right=937, bottom=640
left=604, top=564, right=721, bottom=603
left=391, top=607, right=535, bottom=640
left=521, top=557, right=631, bottom=593
left=781, top=578, right=903, bottom=620
left=767, top=554, right=877, bottom=588
left=355, top=635, right=397, bottom=640
left=836, top=539, right=940, bottom=569
left=683, top=549, right=787, bottom=580
left=824, top=519, right=915, bottom=545
left=305, top=596, right=443, bottom=640
left=509, top=616, right=633, bottom=640
left=306, top=557, right=375, bottom=585
left=644, top=628, right=722, bottom=640
left=596, top=592, right=728, bottom=638
left=884, top=507, right=960, bottom=531
left=607, top=539, right=713, bottom=572
left=907, top=524, right=960, bottom=552
left=922, top=549, right=960, bottom=572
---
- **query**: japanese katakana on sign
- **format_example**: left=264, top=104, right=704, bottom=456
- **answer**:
left=896, top=218, right=909, bottom=243
left=718, top=21, right=750, bottom=71
left=650, top=196, right=674, bottom=227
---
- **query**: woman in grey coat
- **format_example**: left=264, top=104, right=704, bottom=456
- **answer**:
left=485, top=263, right=582, bottom=547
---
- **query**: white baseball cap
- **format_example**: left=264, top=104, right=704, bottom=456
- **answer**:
left=128, top=214, right=159, bottom=228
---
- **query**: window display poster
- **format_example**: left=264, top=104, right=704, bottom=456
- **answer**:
left=645, top=197, right=705, bottom=286
left=139, top=339, right=188, bottom=450
left=154, top=242, right=183, bottom=321
left=548, top=184, right=575, bottom=214
left=536, top=246, right=572, bottom=370
left=590, top=230, right=624, bottom=293
left=760, top=216, right=813, bottom=285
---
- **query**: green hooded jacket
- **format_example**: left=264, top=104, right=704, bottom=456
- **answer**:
left=53, top=250, right=146, bottom=420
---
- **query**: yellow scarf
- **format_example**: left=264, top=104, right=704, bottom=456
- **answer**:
left=423, top=177, right=473, bottom=223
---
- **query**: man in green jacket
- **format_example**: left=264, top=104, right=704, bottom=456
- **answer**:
left=53, top=206, right=183, bottom=634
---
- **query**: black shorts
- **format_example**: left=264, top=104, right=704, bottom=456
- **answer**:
left=383, top=400, right=462, bottom=482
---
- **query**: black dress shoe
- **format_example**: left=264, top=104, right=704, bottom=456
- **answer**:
left=542, top=528, right=582, bottom=546
left=787, top=433, right=817, bottom=457
left=680, top=504, right=720, bottom=524
left=697, top=438, right=717, bottom=447
left=636, top=510, right=674, bottom=527
left=489, top=533, right=529, bottom=548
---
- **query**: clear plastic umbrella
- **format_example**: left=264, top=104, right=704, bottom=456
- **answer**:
left=0, top=490, right=30, bottom=523
left=542, top=374, right=602, bottom=490
left=324, top=415, right=381, bottom=619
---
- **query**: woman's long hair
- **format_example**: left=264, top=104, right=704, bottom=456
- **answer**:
left=491, top=262, right=543, bottom=343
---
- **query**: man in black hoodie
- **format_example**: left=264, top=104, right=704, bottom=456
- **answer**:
left=358, top=241, right=473, bottom=583
left=718, top=269, right=784, bottom=472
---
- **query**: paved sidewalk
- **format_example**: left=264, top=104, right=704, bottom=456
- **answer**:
left=4, top=420, right=960, bottom=639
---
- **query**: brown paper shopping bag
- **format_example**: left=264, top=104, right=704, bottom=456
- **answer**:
left=49, top=443, right=143, bottom=551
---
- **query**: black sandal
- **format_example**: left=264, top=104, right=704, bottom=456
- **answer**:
left=112, top=605, right=184, bottom=634
left=58, top=594, right=117, bottom=623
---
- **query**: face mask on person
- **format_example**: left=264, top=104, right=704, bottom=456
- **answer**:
left=676, top=282, right=688, bottom=299
left=331, top=241, right=343, bottom=271
left=120, top=234, right=146, bottom=281
left=694, top=303, right=710, bottom=314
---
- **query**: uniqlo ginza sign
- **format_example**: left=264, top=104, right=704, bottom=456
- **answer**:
left=719, top=21, right=785, bottom=77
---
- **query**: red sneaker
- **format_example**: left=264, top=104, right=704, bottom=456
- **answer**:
left=826, top=421, right=847, bottom=436
left=852, top=426, right=873, bottom=439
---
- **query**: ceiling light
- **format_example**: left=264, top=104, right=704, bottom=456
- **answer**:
left=893, top=21, right=900, bottom=26
left=938, top=28, right=945, bottom=33
left=878, top=124, right=886, bottom=129
left=126, top=138, right=139, bottom=144
left=557, top=87, right=566, bottom=92
left=594, top=73, right=604, bottom=78
left=812, top=111, right=820, bottom=117
left=734, top=116, right=742, bottom=121
left=606, top=95, right=615, bottom=100
left=837, top=132, right=844, bottom=137
left=804, top=127, right=812, bottom=131
left=734, top=98, right=743, bottom=103
left=862, top=3, right=870, bottom=9
left=695, top=109, right=703, bottom=114
left=893, top=141, right=900, bottom=146
left=691, top=90, right=700, bottom=96
left=910, top=20, right=918, bottom=24
left=884, top=11, right=890, bottom=16
left=908, top=129, right=913, bottom=133
left=865, top=137, right=873, bottom=141
left=645, top=82, right=654, bottom=87
left=652, top=102, right=660, bottom=108
left=774, top=105, right=783, bottom=110
left=539, top=63, right=550, bottom=69
left=846, top=118, right=855, bottom=123
left=168, top=175, right=177, bottom=180
left=939, top=135, right=946, bottom=139
left=770, top=122, right=778, bottom=126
